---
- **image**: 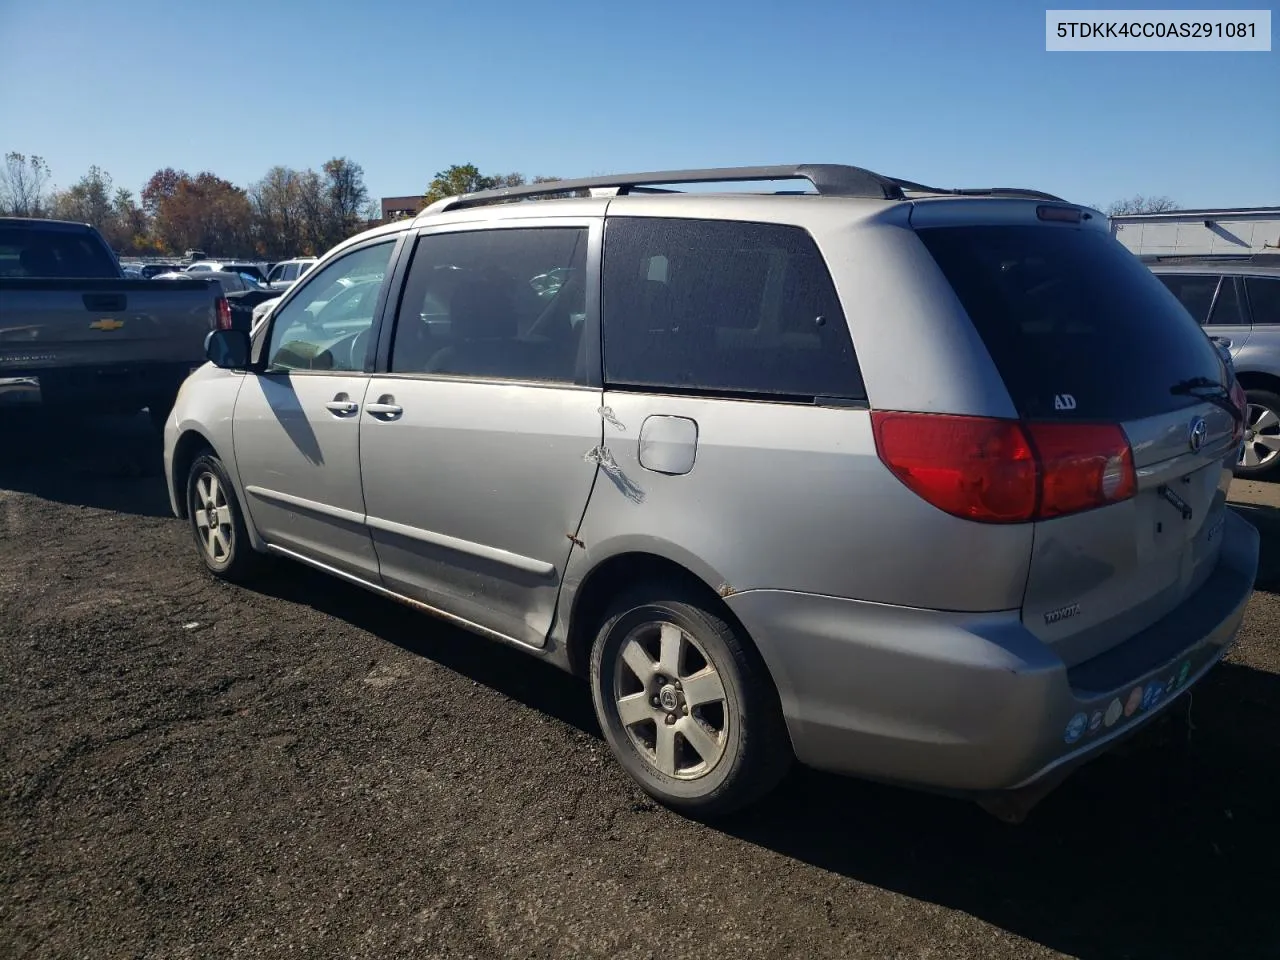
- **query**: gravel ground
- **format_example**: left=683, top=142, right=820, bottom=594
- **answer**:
left=2, top=415, right=1279, bottom=960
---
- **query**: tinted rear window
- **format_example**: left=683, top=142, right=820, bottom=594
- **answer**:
left=918, top=226, right=1224, bottom=421
left=0, top=226, right=119, bottom=279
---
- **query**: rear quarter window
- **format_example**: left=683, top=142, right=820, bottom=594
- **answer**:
left=918, top=225, right=1225, bottom=421
left=1245, top=276, right=1280, bottom=324
left=602, top=217, right=864, bottom=401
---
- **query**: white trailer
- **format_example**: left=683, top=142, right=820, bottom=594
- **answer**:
left=1111, top=207, right=1280, bottom=258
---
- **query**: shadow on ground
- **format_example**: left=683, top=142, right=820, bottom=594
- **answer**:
left=0, top=412, right=170, bottom=517
left=250, top=561, right=1280, bottom=960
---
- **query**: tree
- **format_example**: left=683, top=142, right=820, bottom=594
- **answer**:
left=320, top=157, right=370, bottom=250
left=422, top=163, right=494, bottom=207
left=1106, top=195, right=1178, bottom=216
left=0, top=152, right=52, bottom=217
left=49, top=166, right=116, bottom=232
left=153, top=171, right=253, bottom=255
left=141, top=167, right=187, bottom=217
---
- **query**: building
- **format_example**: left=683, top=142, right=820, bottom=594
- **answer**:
left=1111, top=207, right=1280, bottom=258
left=380, top=195, right=422, bottom=222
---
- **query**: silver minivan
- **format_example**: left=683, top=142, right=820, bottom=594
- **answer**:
left=164, top=165, right=1259, bottom=817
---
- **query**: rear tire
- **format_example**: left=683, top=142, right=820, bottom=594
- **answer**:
left=186, top=453, right=260, bottom=582
left=588, top=583, right=792, bottom=817
left=1236, top=389, right=1280, bottom=480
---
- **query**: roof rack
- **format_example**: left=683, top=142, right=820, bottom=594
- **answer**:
left=423, top=164, right=907, bottom=213
left=1138, top=252, right=1278, bottom=264
left=420, top=164, right=1068, bottom=214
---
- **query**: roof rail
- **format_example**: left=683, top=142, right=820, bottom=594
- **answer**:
left=418, top=163, right=1068, bottom=215
left=422, top=164, right=907, bottom=213
left=892, top=180, right=1067, bottom=203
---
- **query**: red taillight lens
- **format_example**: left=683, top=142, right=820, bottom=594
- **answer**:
left=870, top=412, right=1037, bottom=522
left=1025, top=422, right=1135, bottom=519
left=215, top=297, right=232, bottom=331
left=871, top=412, right=1137, bottom=524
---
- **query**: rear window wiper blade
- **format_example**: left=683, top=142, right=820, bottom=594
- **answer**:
left=1170, top=377, right=1242, bottom=425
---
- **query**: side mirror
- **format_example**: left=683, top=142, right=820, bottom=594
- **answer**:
left=205, top=328, right=251, bottom=369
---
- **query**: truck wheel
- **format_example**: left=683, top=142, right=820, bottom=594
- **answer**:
left=1237, top=389, right=1280, bottom=480
left=186, top=453, right=259, bottom=582
left=589, top=583, right=792, bottom=817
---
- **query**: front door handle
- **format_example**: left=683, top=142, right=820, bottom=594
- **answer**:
left=366, top=395, right=403, bottom=419
left=325, top=393, right=358, bottom=417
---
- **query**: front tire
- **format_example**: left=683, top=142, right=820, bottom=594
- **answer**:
left=589, top=584, right=792, bottom=816
left=1237, top=389, right=1280, bottom=480
left=186, top=453, right=259, bottom=582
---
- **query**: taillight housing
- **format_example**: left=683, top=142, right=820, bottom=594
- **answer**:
left=1229, top=378, right=1247, bottom=442
left=215, top=297, right=232, bottom=331
left=871, top=411, right=1136, bottom=524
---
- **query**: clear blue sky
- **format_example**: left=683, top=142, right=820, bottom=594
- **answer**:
left=1, top=0, right=1276, bottom=209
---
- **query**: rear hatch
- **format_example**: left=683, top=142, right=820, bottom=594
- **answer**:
left=913, top=206, right=1241, bottom=668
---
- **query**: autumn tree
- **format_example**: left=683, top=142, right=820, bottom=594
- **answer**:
left=152, top=171, right=253, bottom=255
left=0, top=152, right=52, bottom=217
left=141, top=167, right=186, bottom=217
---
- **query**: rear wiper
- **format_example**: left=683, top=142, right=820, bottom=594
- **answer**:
left=1170, top=377, right=1243, bottom=425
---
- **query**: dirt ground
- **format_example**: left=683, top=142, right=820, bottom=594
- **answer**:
left=2, top=414, right=1279, bottom=960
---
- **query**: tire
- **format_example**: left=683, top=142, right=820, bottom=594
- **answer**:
left=185, top=452, right=260, bottom=582
left=1236, top=389, right=1280, bottom=480
left=589, top=583, right=792, bottom=816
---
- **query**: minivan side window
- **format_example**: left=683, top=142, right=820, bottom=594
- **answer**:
left=1156, top=274, right=1219, bottom=325
left=1245, top=277, right=1280, bottom=324
left=1207, top=277, right=1244, bottom=326
left=265, top=241, right=394, bottom=372
left=389, top=227, right=589, bottom=384
left=601, top=218, right=864, bottom=401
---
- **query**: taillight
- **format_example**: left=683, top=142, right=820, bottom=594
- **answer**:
left=871, top=411, right=1137, bottom=524
left=1229, top=379, right=1247, bottom=441
left=1026, top=422, right=1135, bottom=519
left=215, top=297, right=232, bottom=331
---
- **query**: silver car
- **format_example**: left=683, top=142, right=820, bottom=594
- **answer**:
left=163, top=164, right=1260, bottom=817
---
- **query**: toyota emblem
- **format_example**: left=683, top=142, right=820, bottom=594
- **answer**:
left=1188, top=416, right=1208, bottom=453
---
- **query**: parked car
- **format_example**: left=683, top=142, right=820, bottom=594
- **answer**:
left=155, top=269, right=267, bottom=297
left=0, top=217, right=229, bottom=427
left=265, top=257, right=318, bottom=291
left=163, top=164, right=1258, bottom=818
left=185, top=261, right=270, bottom=284
left=1148, top=255, right=1280, bottom=478
left=139, top=262, right=185, bottom=279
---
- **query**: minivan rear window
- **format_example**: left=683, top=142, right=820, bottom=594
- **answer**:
left=918, top=226, right=1225, bottom=421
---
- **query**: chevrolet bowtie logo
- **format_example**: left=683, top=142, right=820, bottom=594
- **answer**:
left=89, top=318, right=125, bottom=331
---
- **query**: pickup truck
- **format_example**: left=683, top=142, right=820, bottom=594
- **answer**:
left=0, top=218, right=228, bottom=428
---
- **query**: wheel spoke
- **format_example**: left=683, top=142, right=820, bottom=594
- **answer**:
left=678, top=716, right=724, bottom=767
left=658, top=622, right=683, bottom=678
left=1253, top=407, right=1279, bottom=432
left=214, top=505, right=232, bottom=526
left=654, top=722, right=678, bottom=776
left=207, top=474, right=221, bottom=504
left=194, top=508, right=210, bottom=531
left=196, top=475, right=212, bottom=503
left=1242, top=442, right=1263, bottom=467
left=1255, top=433, right=1280, bottom=454
left=616, top=692, right=653, bottom=727
left=206, top=527, right=219, bottom=556
left=620, top=638, right=655, bottom=683
left=681, top=667, right=725, bottom=708
left=213, top=527, right=232, bottom=557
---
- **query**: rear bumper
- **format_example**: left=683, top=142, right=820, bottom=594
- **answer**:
left=724, top=509, right=1259, bottom=793
left=0, top=364, right=198, bottom=411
